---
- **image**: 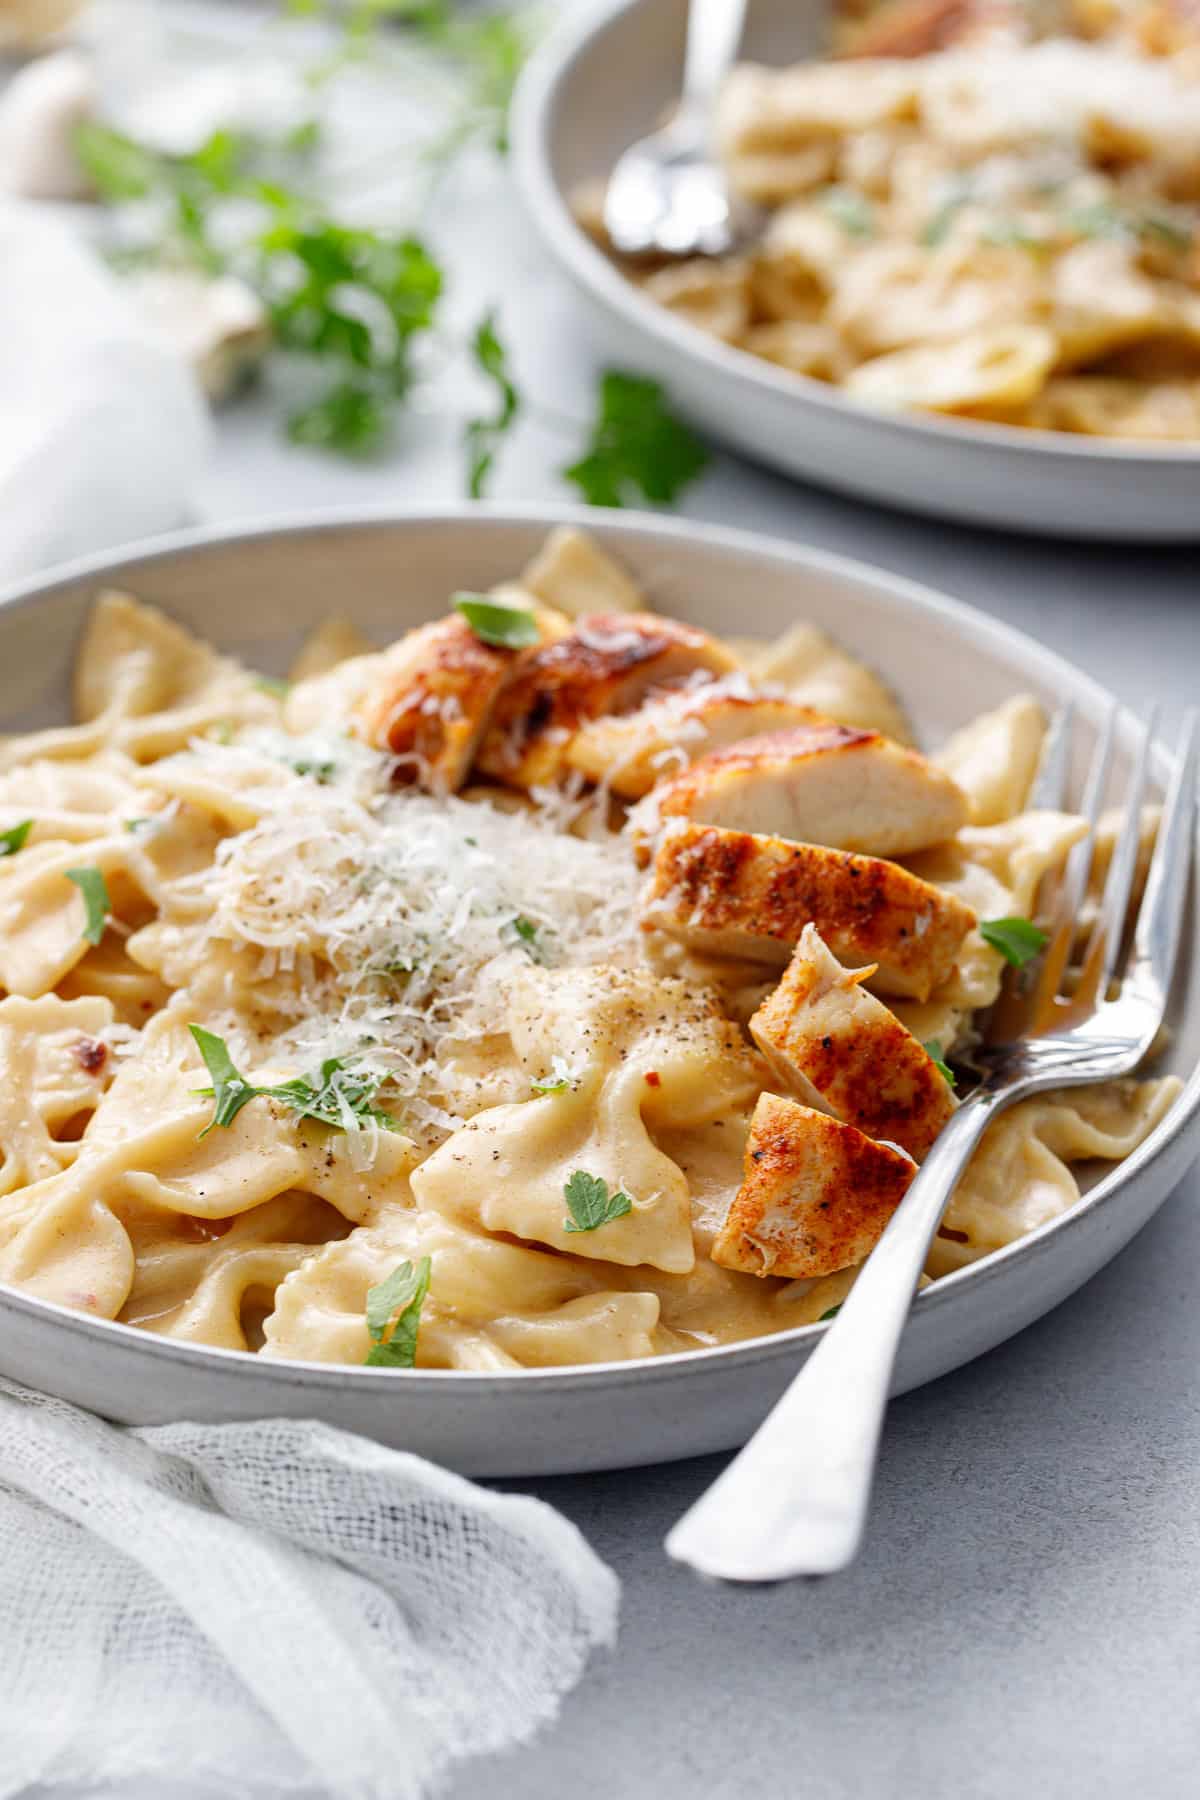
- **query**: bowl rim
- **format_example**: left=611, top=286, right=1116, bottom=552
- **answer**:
left=510, top=0, right=1200, bottom=471
left=0, top=498, right=1195, bottom=1395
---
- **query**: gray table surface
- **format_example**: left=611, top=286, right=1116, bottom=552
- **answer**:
left=183, top=103, right=1200, bottom=1800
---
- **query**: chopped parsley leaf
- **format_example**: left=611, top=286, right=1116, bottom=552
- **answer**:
left=287, top=756, right=337, bottom=784
left=453, top=592, right=540, bottom=649
left=980, top=916, right=1048, bottom=969
left=365, top=1256, right=432, bottom=1368
left=499, top=913, right=546, bottom=961
left=923, top=1040, right=957, bottom=1088
left=0, top=820, right=32, bottom=856
left=563, top=1170, right=632, bottom=1234
left=65, top=866, right=111, bottom=945
left=189, top=1025, right=401, bottom=1140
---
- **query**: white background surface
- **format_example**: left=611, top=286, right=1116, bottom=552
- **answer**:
left=31, top=5, right=1200, bottom=1792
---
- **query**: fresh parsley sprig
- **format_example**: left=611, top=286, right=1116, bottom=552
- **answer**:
left=980, top=917, right=1048, bottom=969
left=364, top=1254, right=432, bottom=1367
left=0, top=820, right=32, bottom=856
left=562, top=1169, right=632, bottom=1234
left=563, top=372, right=710, bottom=509
left=65, top=866, right=112, bottom=945
left=465, top=309, right=521, bottom=498
left=189, top=1025, right=401, bottom=1140
left=76, top=13, right=710, bottom=505
left=453, top=591, right=540, bottom=648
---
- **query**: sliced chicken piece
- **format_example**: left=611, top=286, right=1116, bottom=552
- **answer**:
left=566, top=678, right=824, bottom=798
left=840, top=0, right=983, bottom=58
left=475, top=614, right=738, bottom=790
left=712, top=1091, right=915, bottom=1279
left=749, top=924, right=955, bottom=1161
left=354, top=606, right=565, bottom=791
left=642, top=721, right=968, bottom=858
left=644, top=823, right=976, bottom=1000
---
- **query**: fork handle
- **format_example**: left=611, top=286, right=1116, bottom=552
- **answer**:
left=680, top=0, right=749, bottom=136
left=665, top=1093, right=1001, bottom=1583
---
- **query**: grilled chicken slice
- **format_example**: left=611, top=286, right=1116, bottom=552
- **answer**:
left=841, top=0, right=980, bottom=57
left=711, top=1091, right=915, bottom=1279
left=643, top=823, right=976, bottom=1000
left=749, top=924, right=955, bottom=1161
left=642, top=720, right=968, bottom=858
left=355, top=606, right=565, bottom=790
left=566, top=680, right=824, bottom=799
left=475, top=613, right=738, bottom=789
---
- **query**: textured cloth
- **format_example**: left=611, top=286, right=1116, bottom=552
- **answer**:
left=0, top=1380, right=619, bottom=1798
left=0, top=203, right=210, bottom=588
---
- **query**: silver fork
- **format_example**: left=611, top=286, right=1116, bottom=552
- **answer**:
left=666, top=706, right=1198, bottom=1583
left=603, top=0, right=755, bottom=259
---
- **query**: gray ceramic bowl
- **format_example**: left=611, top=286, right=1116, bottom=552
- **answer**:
left=0, top=506, right=1195, bottom=1474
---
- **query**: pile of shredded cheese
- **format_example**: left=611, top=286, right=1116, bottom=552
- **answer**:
left=185, top=728, right=642, bottom=1135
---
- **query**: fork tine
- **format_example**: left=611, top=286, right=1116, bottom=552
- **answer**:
left=1030, top=701, right=1117, bottom=1029
left=1088, top=705, right=1159, bottom=997
left=1129, top=710, right=1198, bottom=1006
left=1029, top=701, right=1074, bottom=809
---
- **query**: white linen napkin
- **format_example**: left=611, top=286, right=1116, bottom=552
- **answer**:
left=0, top=1379, right=619, bottom=1798
left=0, top=203, right=211, bottom=587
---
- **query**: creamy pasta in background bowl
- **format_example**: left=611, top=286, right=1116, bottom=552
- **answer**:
left=512, top=0, right=1200, bottom=541
left=0, top=506, right=1195, bottom=1477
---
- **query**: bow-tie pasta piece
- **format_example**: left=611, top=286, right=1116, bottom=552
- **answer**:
left=728, top=622, right=915, bottom=745
left=893, top=810, right=1088, bottom=1042
left=73, top=592, right=282, bottom=755
left=0, top=750, right=143, bottom=845
left=934, top=697, right=1047, bottom=826
left=120, top=1192, right=352, bottom=1351
left=0, top=593, right=279, bottom=773
left=0, top=997, right=132, bottom=1316
left=287, top=615, right=375, bottom=684
left=0, top=1165, right=134, bottom=1319
left=262, top=1208, right=660, bottom=1369
left=413, top=965, right=764, bottom=1273
left=0, top=993, right=116, bottom=1194
left=928, top=1076, right=1182, bottom=1277
left=414, top=1065, right=696, bottom=1273
left=57, top=936, right=173, bottom=1029
left=0, top=1011, right=417, bottom=1321
left=136, top=742, right=311, bottom=833
left=78, top=1011, right=415, bottom=1226
left=0, top=802, right=223, bottom=998
left=517, top=526, right=646, bottom=618
left=0, top=834, right=139, bottom=996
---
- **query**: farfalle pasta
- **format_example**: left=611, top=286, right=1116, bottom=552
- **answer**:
left=0, top=529, right=1178, bottom=1368
left=586, top=2, right=1200, bottom=442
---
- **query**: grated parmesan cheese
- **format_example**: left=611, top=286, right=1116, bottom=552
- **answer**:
left=182, top=728, right=642, bottom=1138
